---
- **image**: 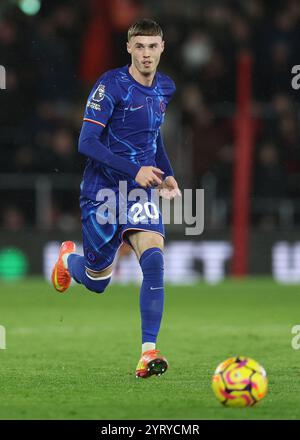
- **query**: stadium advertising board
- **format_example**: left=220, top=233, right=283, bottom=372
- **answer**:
left=1, top=233, right=300, bottom=284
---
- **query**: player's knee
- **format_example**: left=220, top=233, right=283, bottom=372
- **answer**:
left=140, top=247, right=164, bottom=278
left=84, top=270, right=112, bottom=294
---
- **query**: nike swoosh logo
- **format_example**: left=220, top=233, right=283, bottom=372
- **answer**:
left=129, top=105, right=144, bottom=111
left=150, top=286, right=164, bottom=290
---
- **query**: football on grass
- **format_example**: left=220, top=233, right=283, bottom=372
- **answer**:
left=211, top=356, right=268, bottom=407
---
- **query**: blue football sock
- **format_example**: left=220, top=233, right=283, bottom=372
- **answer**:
left=139, top=247, right=164, bottom=344
left=67, top=254, right=111, bottom=294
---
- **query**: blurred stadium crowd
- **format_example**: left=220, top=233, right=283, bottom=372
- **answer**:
left=0, top=0, right=300, bottom=231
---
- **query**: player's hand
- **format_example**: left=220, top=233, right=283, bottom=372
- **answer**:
left=158, top=176, right=181, bottom=200
left=135, top=166, right=164, bottom=188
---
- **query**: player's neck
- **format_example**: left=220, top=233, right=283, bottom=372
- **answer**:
left=129, top=64, right=155, bottom=87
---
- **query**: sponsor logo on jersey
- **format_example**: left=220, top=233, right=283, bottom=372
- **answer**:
left=88, top=101, right=101, bottom=111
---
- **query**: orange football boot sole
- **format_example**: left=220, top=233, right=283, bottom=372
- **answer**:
left=136, top=349, right=168, bottom=378
left=51, top=241, right=76, bottom=293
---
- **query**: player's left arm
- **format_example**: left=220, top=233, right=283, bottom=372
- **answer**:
left=155, top=130, right=181, bottom=200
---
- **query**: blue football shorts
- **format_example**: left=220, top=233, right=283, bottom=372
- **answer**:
left=80, top=187, right=165, bottom=271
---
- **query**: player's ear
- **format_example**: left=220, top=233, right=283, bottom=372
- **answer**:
left=161, top=40, right=165, bottom=53
left=127, top=41, right=132, bottom=54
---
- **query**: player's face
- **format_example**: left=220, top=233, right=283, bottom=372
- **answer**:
left=127, top=36, right=164, bottom=76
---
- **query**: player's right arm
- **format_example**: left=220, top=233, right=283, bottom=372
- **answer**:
left=79, top=124, right=163, bottom=187
left=78, top=74, right=164, bottom=187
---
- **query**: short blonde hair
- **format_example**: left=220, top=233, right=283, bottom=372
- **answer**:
left=127, top=19, right=163, bottom=41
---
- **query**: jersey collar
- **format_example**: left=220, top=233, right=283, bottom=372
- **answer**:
left=125, top=64, right=157, bottom=90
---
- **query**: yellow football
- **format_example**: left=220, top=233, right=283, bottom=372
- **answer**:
left=212, top=356, right=268, bottom=407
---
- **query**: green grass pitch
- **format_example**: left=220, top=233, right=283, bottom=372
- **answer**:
left=0, top=277, right=300, bottom=420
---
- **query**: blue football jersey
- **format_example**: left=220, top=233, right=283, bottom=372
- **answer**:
left=80, top=65, right=176, bottom=199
